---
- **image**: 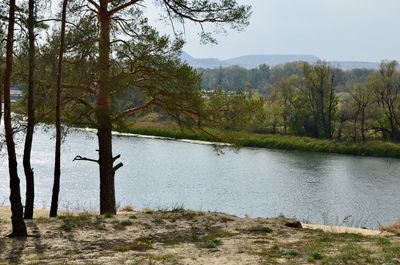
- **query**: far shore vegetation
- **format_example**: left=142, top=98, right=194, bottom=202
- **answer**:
left=115, top=121, right=400, bottom=159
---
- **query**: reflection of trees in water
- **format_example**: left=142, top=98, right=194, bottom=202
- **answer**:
left=281, top=151, right=329, bottom=172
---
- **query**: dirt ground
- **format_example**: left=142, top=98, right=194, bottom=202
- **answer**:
left=0, top=207, right=399, bottom=265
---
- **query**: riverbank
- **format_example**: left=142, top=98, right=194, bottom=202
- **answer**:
left=1, top=208, right=399, bottom=265
left=117, top=123, right=400, bottom=158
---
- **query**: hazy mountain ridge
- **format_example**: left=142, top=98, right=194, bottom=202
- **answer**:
left=224, top=54, right=319, bottom=68
left=180, top=52, right=381, bottom=70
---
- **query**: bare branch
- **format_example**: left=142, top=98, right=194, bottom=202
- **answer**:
left=36, top=19, right=89, bottom=33
left=73, top=155, right=98, bottom=163
left=113, top=154, right=121, bottom=162
left=113, top=162, right=123, bottom=172
left=109, top=0, right=142, bottom=15
left=112, top=98, right=156, bottom=121
left=87, top=0, right=100, bottom=10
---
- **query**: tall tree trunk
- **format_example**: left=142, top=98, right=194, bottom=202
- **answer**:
left=283, top=115, right=287, bottom=135
left=353, top=116, right=358, bottom=141
left=327, top=75, right=335, bottom=139
left=319, top=90, right=328, bottom=139
left=388, top=114, right=399, bottom=142
left=0, top=72, right=2, bottom=123
left=361, top=107, right=366, bottom=142
left=23, top=0, right=36, bottom=220
left=0, top=80, right=2, bottom=124
left=97, top=2, right=116, bottom=214
left=50, top=0, right=67, bottom=218
left=313, top=98, right=320, bottom=138
left=4, top=0, right=27, bottom=237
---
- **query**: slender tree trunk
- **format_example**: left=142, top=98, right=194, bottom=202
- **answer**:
left=23, top=0, right=36, bottom=220
left=4, top=0, right=27, bottom=237
left=0, top=81, right=2, bottom=124
left=337, top=120, right=342, bottom=140
left=327, top=75, right=334, bottom=139
left=319, top=91, right=328, bottom=139
left=388, top=114, right=399, bottom=142
left=313, top=98, right=320, bottom=138
left=97, top=2, right=116, bottom=214
left=283, top=100, right=288, bottom=135
left=0, top=73, right=2, bottom=123
left=283, top=116, right=287, bottom=135
left=50, top=0, right=67, bottom=218
left=353, top=116, right=358, bottom=141
left=361, top=107, right=366, bottom=142
left=309, top=90, right=320, bottom=138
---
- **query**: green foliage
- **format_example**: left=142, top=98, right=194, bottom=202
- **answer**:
left=198, top=60, right=400, bottom=144
left=247, top=225, right=273, bottom=234
left=206, top=88, right=267, bottom=132
left=120, top=219, right=133, bottom=226
left=202, top=238, right=223, bottom=249
left=324, top=243, right=374, bottom=264
left=309, top=251, right=323, bottom=260
left=125, top=124, right=400, bottom=158
left=280, top=248, right=301, bottom=256
left=26, top=12, right=208, bottom=131
left=58, top=213, right=93, bottom=231
left=197, top=229, right=234, bottom=249
left=60, top=221, right=74, bottom=232
left=198, top=62, right=374, bottom=93
left=367, top=61, right=400, bottom=142
left=113, top=237, right=154, bottom=252
left=103, top=212, right=114, bottom=218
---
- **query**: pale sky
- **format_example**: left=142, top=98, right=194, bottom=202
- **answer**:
left=145, top=0, right=400, bottom=62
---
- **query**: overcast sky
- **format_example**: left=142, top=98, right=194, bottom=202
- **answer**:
left=146, top=0, right=400, bottom=62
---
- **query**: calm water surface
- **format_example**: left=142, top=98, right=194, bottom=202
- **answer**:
left=1, top=126, right=400, bottom=228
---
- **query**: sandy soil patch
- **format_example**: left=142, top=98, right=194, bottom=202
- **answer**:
left=302, top=223, right=385, bottom=236
left=0, top=208, right=399, bottom=265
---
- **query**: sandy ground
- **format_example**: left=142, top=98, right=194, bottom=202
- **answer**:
left=0, top=207, right=399, bottom=265
left=301, top=223, right=385, bottom=236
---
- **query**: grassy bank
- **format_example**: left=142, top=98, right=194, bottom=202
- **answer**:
left=119, top=123, right=400, bottom=158
left=0, top=208, right=399, bottom=265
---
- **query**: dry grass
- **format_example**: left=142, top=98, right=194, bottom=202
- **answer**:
left=119, top=204, right=135, bottom=212
left=381, top=219, right=400, bottom=234
left=1, top=208, right=400, bottom=265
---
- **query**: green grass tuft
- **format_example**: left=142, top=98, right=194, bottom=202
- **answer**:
left=247, top=225, right=273, bottom=234
left=120, top=219, right=133, bottom=226
left=113, top=238, right=153, bottom=252
left=280, top=248, right=301, bottom=256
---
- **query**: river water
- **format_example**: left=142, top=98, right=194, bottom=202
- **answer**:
left=0, top=126, right=400, bottom=228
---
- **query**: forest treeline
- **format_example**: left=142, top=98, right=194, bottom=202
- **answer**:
left=197, top=63, right=374, bottom=93
left=199, top=61, right=400, bottom=142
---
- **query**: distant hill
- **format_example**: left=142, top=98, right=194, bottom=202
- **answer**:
left=224, top=54, right=319, bottom=68
left=180, top=52, right=228, bottom=68
left=180, top=52, right=381, bottom=70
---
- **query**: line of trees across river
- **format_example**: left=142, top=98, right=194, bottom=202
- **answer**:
left=199, top=60, right=400, bottom=142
